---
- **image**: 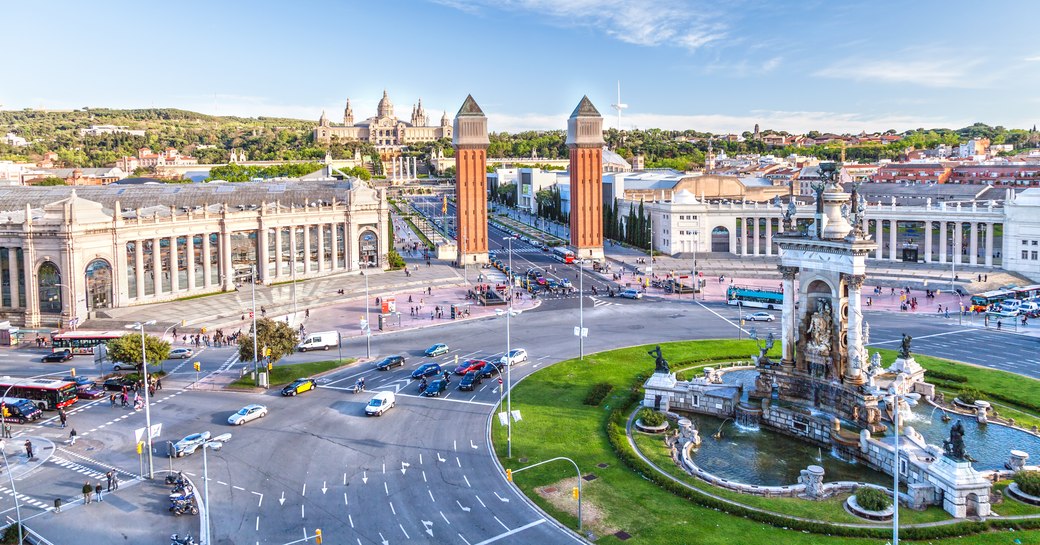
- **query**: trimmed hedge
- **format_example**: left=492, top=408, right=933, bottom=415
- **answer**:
left=925, top=369, right=969, bottom=383
left=583, top=382, right=614, bottom=406
left=638, top=407, right=666, bottom=427
left=957, top=387, right=984, bottom=405
left=1017, top=471, right=1040, bottom=497
left=855, top=487, right=891, bottom=511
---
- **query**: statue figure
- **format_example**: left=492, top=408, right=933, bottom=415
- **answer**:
left=898, top=333, right=913, bottom=359
left=648, top=345, right=670, bottom=374
left=943, top=420, right=967, bottom=461
left=806, top=299, right=832, bottom=351
left=751, top=330, right=776, bottom=366
left=862, top=321, right=870, bottom=346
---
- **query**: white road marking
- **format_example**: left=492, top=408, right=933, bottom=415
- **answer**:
left=459, top=533, right=472, bottom=545
left=349, top=514, right=354, bottom=528
left=423, top=470, right=427, bottom=483
left=419, top=453, right=423, bottom=465
left=457, top=500, right=471, bottom=512
left=463, top=475, right=471, bottom=487
left=494, top=491, right=510, bottom=503
left=428, top=489, right=436, bottom=502
left=217, top=481, right=228, bottom=486
left=456, top=457, right=462, bottom=468
left=475, top=495, right=486, bottom=508
left=440, top=510, right=451, bottom=525
left=453, top=440, right=457, bottom=451
left=384, top=482, right=389, bottom=496
left=344, top=492, right=348, bottom=506
left=253, top=491, right=263, bottom=508
left=301, top=505, right=305, bottom=519
left=493, top=516, right=510, bottom=531
left=233, top=486, right=245, bottom=491
left=471, top=519, right=547, bottom=545
left=399, top=524, right=410, bottom=539
left=389, top=501, right=396, bottom=515
left=869, top=329, right=976, bottom=345
left=255, top=516, right=259, bottom=531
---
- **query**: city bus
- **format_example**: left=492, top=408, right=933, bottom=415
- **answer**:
left=0, top=377, right=78, bottom=410
left=1013, top=285, right=1040, bottom=300
left=551, top=247, right=575, bottom=264
left=51, top=330, right=125, bottom=356
left=726, top=286, right=784, bottom=310
left=968, top=289, right=1016, bottom=312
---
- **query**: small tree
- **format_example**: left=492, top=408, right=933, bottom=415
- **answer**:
left=106, top=333, right=171, bottom=371
left=1015, top=470, right=1040, bottom=496
left=238, top=318, right=299, bottom=365
left=855, top=487, right=891, bottom=511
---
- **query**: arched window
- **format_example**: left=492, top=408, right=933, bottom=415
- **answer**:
left=38, top=261, right=62, bottom=314
left=359, top=230, right=378, bottom=268
left=85, top=258, right=113, bottom=311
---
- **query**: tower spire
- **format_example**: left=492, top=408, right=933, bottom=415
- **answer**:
left=610, top=81, right=628, bottom=131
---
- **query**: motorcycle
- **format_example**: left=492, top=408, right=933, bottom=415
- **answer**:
left=165, top=472, right=186, bottom=486
left=171, top=533, right=196, bottom=545
left=169, top=498, right=198, bottom=516
left=418, top=379, right=428, bottom=393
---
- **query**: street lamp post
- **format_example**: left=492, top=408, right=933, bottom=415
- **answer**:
left=579, top=258, right=585, bottom=360
left=126, top=320, right=157, bottom=479
left=251, top=266, right=259, bottom=382
left=505, top=237, right=514, bottom=458
left=873, top=385, right=921, bottom=545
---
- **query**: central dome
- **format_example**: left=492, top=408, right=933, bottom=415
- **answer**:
left=377, top=90, right=394, bottom=119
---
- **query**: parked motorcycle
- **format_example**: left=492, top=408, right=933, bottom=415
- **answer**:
left=169, top=498, right=199, bottom=516
left=165, top=472, right=186, bottom=486
left=170, top=533, right=196, bottom=545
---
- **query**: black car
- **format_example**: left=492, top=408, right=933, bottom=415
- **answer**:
left=458, top=371, right=482, bottom=391
left=42, top=350, right=73, bottom=363
left=477, top=361, right=501, bottom=379
left=411, top=363, right=442, bottom=380
left=422, top=379, right=448, bottom=397
left=103, top=377, right=133, bottom=391
left=375, top=355, right=407, bottom=371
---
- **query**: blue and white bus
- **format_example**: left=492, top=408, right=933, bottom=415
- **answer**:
left=726, top=286, right=784, bottom=310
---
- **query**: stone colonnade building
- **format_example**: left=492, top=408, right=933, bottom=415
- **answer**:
left=0, top=178, right=387, bottom=328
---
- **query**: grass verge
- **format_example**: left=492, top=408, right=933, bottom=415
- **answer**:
left=228, top=358, right=354, bottom=389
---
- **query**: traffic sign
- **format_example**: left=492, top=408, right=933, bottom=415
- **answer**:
left=497, top=377, right=503, bottom=385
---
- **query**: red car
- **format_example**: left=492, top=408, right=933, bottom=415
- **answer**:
left=454, top=359, right=487, bottom=375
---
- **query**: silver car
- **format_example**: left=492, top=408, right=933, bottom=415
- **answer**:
left=169, top=347, right=194, bottom=359
left=227, top=404, right=268, bottom=426
left=171, top=431, right=211, bottom=457
left=746, top=312, right=775, bottom=322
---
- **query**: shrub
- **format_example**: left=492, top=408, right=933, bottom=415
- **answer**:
left=583, top=382, right=613, bottom=406
left=638, top=408, right=666, bottom=427
left=957, top=387, right=984, bottom=405
left=855, top=487, right=891, bottom=511
left=926, top=369, right=969, bottom=383
left=1016, top=470, right=1040, bottom=496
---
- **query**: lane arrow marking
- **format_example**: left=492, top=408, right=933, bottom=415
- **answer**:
left=322, top=481, right=328, bottom=494
left=494, top=491, right=510, bottom=503
left=456, top=500, right=471, bottom=512
left=278, top=491, right=286, bottom=506
left=362, top=471, right=368, bottom=484
left=401, top=461, right=410, bottom=475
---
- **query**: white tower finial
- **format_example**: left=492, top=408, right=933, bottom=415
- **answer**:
left=611, top=81, right=628, bottom=131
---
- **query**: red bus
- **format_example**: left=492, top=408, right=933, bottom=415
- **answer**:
left=51, top=330, right=124, bottom=355
left=551, top=247, right=575, bottom=264
left=0, top=377, right=78, bottom=410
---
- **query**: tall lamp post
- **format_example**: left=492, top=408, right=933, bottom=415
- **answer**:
left=872, top=384, right=921, bottom=545
left=251, top=265, right=259, bottom=381
left=502, top=237, right=518, bottom=457
left=126, top=320, right=157, bottom=479
left=578, top=257, right=585, bottom=360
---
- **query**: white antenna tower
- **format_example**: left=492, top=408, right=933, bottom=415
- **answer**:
left=611, top=81, right=628, bottom=130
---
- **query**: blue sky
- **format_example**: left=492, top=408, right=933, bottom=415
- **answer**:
left=2, top=0, right=1038, bottom=134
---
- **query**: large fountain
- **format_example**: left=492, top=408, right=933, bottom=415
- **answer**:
left=644, top=163, right=1040, bottom=518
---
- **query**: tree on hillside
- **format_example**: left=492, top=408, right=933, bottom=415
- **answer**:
left=106, top=333, right=171, bottom=371
left=29, top=177, right=66, bottom=186
left=238, top=318, right=299, bottom=365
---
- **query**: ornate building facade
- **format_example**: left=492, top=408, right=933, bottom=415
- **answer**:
left=313, top=90, right=452, bottom=147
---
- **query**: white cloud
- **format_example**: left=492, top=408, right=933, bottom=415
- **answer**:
left=1025, top=55, right=1040, bottom=62
left=814, top=58, right=986, bottom=88
left=761, top=56, right=782, bottom=72
left=433, top=0, right=726, bottom=51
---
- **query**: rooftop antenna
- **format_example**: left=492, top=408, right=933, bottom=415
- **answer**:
left=611, top=81, right=628, bottom=131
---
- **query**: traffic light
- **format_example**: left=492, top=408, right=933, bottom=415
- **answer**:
left=193, top=362, right=200, bottom=372
left=264, top=347, right=272, bottom=357
left=268, top=362, right=273, bottom=371
left=314, top=529, right=322, bottom=544
left=136, top=441, right=143, bottom=455
left=572, top=487, right=579, bottom=500
left=505, top=469, right=512, bottom=482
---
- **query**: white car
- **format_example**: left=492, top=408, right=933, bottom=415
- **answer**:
left=619, top=289, right=643, bottom=300
left=500, top=348, right=529, bottom=366
left=365, top=392, right=396, bottom=416
left=169, top=347, right=194, bottom=359
left=227, top=404, right=268, bottom=426
left=745, top=312, right=775, bottom=322
left=171, top=431, right=211, bottom=457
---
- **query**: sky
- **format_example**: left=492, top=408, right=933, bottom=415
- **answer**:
left=2, top=0, right=1038, bottom=134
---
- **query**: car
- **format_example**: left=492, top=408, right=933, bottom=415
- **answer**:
left=168, top=347, right=194, bottom=359
left=458, top=371, right=482, bottom=391
left=746, top=311, right=776, bottom=322
left=536, top=277, right=547, bottom=286
left=281, top=378, right=317, bottom=396
left=75, top=383, right=106, bottom=399
left=411, top=363, right=443, bottom=380
left=619, top=289, right=643, bottom=299
left=540, top=244, right=549, bottom=251
left=500, top=348, right=529, bottom=366
left=561, top=279, right=573, bottom=288
left=227, top=404, right=268, bottom=425
left=477, top=361, right=502, bottom=379
left=454, top=359, right=487, bottom=375
left=422, top=379, right=448, bottom=397
left=62, top=376, right=93, bottom=388
left=365, top=392, right=396, bottom=416
left=375, top=355, right=407, bottom=371
left=42, top=350, right=73, bottom=363
left=112, top=362, right=137, bottom=372
left=102, top=377, right=134, bottom=391
left=424, top=343, right=449, bottom=357
left=547, top=279, right=560, bottom=290
left=171, top=431, right=211, bottom=457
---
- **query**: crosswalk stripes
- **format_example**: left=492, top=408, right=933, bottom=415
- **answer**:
left=50, top=457, right=109, bottom=481
left=0, top=485, right=50, bottom=510
left=591, top=297, right=617, bottom=308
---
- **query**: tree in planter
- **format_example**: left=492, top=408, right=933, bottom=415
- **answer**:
left=637, top=407, right=666, bottom=427
left=957, top=387, right=984, bottom=405
left=1016, top=470, right=1040, bottom=496
left=106, top=333, right=171, bottom=371
left=854, top=487, right=891, bottom=511
left=237, top=318, right=299, bottom=365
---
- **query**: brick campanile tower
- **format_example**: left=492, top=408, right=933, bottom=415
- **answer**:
left=566, top=96, right=606, bottom=261
left=452, top=95, right=490, bottom=266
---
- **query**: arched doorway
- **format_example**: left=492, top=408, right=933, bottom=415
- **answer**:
left=85, top=258, right=113, bottom=311
left=38, top=261, right=62, bottom=314
left=965, top=492, right=980, bottom=517
left=359, top=230, right=378, bottom=268
left=711, top=226, right=730, bottom=252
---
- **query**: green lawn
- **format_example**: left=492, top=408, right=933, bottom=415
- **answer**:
left=991, top=481, right=1040, bottom=517
left=493, top=339, right=1040, bottom=544
left=228, top=358, right=354, bottom=389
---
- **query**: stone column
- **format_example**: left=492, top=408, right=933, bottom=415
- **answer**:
left=939, top=221, right=948, bottom=263
left=134, top=241, right=145, bottom=298
left=330, top=222, right=339, bottom=270
left=844, top=274, right=866, bottom=384
left=302, top=225, right=312, bottom=274
left=289, top=226, right=298, bottom=277
left=874, top=219, right=883, bottom=259
left=741, top=219, right=749, bottom=255
left=258, top=226, right=269, bottom=282
left=186, top=235, right=196, bottom=291
left=924, top=221, right=932, bottom=263
left=22, top=247, right=36, bottom=326
left=764, top=218, right=773, bottom=256
left=728, top=221, right=737, bottom=255
left=220, top=229, right=233, bottom=291
left=752, top=217, right=761, bottom=256
left=779, top=265, right=798, bottom=367
left=202, top=233, right=212, bottom=288
left=169, top=236, right=179, bottom=292
left=889, top=219, right=898, bottom=261
left=8, top=248, right=19, bottom=307
left=317, top=224, right=326, bottom=273
left=969, top=222, right=979, bottom=266
left=274, top=227, right=283, bottom=278
left=984, top=223, right=994, bottom=267
left=152, top=237, right=163, bottom=296
left=953, top=221, right=963, bottom=265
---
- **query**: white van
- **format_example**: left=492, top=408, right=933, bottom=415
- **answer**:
left=297, top=331, right=339, bottom=352
left=1001, top=299, right=1022, bottom=313
left=365, top=391, right=396, bottom=416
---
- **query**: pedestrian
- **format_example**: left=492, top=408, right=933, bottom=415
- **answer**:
left=112, top=471, right=119, bottom=490
left=24, top=440, right=33, bottom=460
left=53, top=497, right=61, bottom=513
left=109, top=393, right=116, bottom=407
left=82, top=481, right=92, bottom=504
left=59, top=409, right=67, bottom=429
left=106, top=470, right=114, bottom=492
left=997, top=320, right=1002, bottom=330
left=69, top=428, right=78, bottom=446
left=95, top=482, right=103, bottom=502
left=0, top=423, right=9, bottom=438
left=156, top=377, right=162, bottom=390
